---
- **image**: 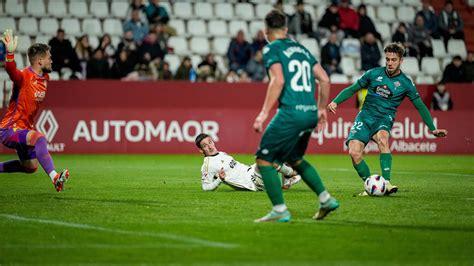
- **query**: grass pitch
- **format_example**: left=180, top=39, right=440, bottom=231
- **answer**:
left=0, top=154, right=473, bottom=265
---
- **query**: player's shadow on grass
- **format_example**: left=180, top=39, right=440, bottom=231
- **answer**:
left=54, top=197, right=163, bottom=207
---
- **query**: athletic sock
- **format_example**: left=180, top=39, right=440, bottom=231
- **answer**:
left=258, top=165, right=284, bottom=206
left=35, top=137, right=56, bottom=179
left=0, top=160, right=24, bottom=173
left=353, top=160, right=371, bottom=180
left=380, top=153, right=392, bottom=181
left=272, top=204, right=287, bottom=212
left=49, top=170, right=58, bottom=182
left=293, top=160, right=326, bottom=195
left=319, top=190, right=331, bottom=204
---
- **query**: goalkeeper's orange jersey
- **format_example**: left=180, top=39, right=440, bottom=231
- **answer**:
left=0, top=53, right=49, bottom=130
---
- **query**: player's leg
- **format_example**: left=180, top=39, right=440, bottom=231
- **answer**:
left=372, top=130, right=397, bottom=195
left=0, top=128, right=38, bottom=173
left=348, top=140, right=371, bottom=180
left=274, top=162, right=301, bottom=190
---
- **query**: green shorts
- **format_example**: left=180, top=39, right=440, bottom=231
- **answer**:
left=256, top=109, right=317, bottom=163
left=346, top=113, right=394, bottom=146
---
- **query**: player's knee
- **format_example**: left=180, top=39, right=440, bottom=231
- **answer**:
left=377, top=138, right=390, bottom=150
left=23, top=166, right=38, bottom=173
left=349, top=148, right=363, bottom=161
left=29, top=132, right=46, bottom=146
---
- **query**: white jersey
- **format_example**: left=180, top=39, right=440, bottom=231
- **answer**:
left=200, top=152, right=264, bottom=191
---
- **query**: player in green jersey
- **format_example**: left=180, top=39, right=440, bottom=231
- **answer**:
left=328, top=43, right=448, bottom=195
left=253, top=10, right=339, bottom=223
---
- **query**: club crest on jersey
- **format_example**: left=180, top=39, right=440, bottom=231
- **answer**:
left=375, top=85, right=392, bottom=98
left=34, top=91, right=46, bottom=101
left=394, top=81, right=401, bottom=87
left=376, top=76, right=383, bottom=82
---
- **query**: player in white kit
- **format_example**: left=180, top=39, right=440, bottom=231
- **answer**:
left=195, top=134, right=301, bottom=191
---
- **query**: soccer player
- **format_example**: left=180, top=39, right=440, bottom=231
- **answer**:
left=253, top=10, right=339, bottom=223
left=195, top=133, right=301, bottom=192
left=327, top=43, right=448, bottom=195
left=0, top=29, right=69, bottom=192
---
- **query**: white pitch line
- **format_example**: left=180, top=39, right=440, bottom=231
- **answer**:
left=324, top=168, right=474, bottom=177
left=0, top=214, right=238, bottom=249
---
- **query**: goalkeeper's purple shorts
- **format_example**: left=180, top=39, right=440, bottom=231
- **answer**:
left=0, top=127, right=38, bottom=160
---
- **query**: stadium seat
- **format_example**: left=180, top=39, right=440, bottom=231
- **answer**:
left=441, top=57, right=452, bottom=69
left=49, top=71, right=60, bottom=81
left=316, top=5, right=326, bottom=20
left=0, top=71, right=9, bottom=81
left=341, top=57, right=357, bottom=76
left=447, top=39, right=467, bottom=59
left=366, top=6, right=376, bottom=20
left=190, top=37, right=210, bottom=55
left=215, top=3, right=234, bottom=20
left=35, top=35, right=52, bottom=45
left=375, top=23, right=391, bottom=41
left=68, top=36, right=77, bottom=48
left=187, top=19, right=208, bottom=37
left=39, top=18, right=59, bottom=36
left=341, top=38, right=361, bottom=58
left=47, top=0, right=67, bottom=18
left=0, top=17, right=17, bottom=33
left=214, top=54, right=228, bottom=75
left=168, top=20, right=186, bottom=36
left=249, top=21, right=265, bottom=39
left=364, top=0, right=384, bottom=6
left=421, top=57, right=441, bottom=76
left=212, top=37, right=231, bottom=56
left=5, top=0, right=25, bottom=17
left=160, top=2, right=172, bottom=16
left=111, top=36, right=121, bottom=48
left=377, top=6, right=396, bottom=23
left=228, top=21, right=249, bottom=37
left=191, top=54, right=202, bottom=69
left=88, top=36, right=99, bottom=50
left=330, top=74, right=350, bottom=83
left=164, top=54, right=180, bottom=74
left=174, top=2, right=194, bottom=19
left=401, top=57, right=420, bottom=76
left=111, top=1, right=129, bottom=19
left=283, top=4, right=294, bottom=16
left=432, top=39, right=447, bottom=58
left=90, top=1, right=110, bottom=19
left=397, top=6, right=416, bottom=23
left=416, top=75, right=434, bottom=84
left=300, top=38, right=320, bottom=58
left=26, top=0, right=46, bottom=17
left=103, top=19, right=124, bottom=37
left=69, top=0, right=89, bottom=18
left=255, top=4, right=273, bottom=19
left=82, top=19, right=102, bottom=36
left=15, top=53, right=25, bottom=68
left=235, top=3, right=255, bottom=21
left=208, top=20, right=228, bottom=37
left=61, top=19, right=81, bottom=37
left=168, top=36, right=189, bottom=56
left=351, top=74, right=362, bottom=83
left=194, top=2, right=214, bottom=20
left=383, top=0, right=399, bottom=5
left=402, top=0, right=421, bottom=7
left=18, top=18, right=38, bottom=36
left=16, top=35, right=31, bottom=54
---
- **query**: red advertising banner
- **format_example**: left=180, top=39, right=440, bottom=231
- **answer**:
left=1, top=81, right=473, bottom=154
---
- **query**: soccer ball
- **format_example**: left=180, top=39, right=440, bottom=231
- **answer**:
left=364, top=175, right=387, bottom=196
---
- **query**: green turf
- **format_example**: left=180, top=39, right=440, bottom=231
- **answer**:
left=0, top=154, right=473, bottom=265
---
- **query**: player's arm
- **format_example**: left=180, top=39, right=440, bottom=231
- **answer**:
left=253, top=63, right=284, bottom=133
left=411, top=97, right=448, bottom=137
left=201, top=159, right=222, bottom=191
left=314, top=63, right=330, bottom=132
left=327, top=82, right=364, bottom=114
left=1, top=29, right=22, bottom=84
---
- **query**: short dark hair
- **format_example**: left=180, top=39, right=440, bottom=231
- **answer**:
left=265, top=10, right=286, bottom=30
left=195, top=133, right=209, bottom=149
left=384, top=43, right=405, bottom=58
left=27, top=43, right=50, bottom=64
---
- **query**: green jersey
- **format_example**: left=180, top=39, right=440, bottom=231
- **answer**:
left=357, top=67, right=420, bottom=118
left=263, top=38, right=318, bottom=110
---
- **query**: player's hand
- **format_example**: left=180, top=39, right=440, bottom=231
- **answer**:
left=253, top=112, right=268, bottom=133
left=218, top=168, right=226, bottom=180
left=1, top=29, right=18, bottom=53
left=317, top=109, right=327, bottom=133
left=327, top=102, right=338, bottom=114
left=432, top=129, right=448, bottom=138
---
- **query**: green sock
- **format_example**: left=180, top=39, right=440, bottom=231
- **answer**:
left=353, top=160, right=371, bottom=180
left=294, top=160, right=326, bottom=195
left=380, top=153, right=392, bottom=180
left=258, top=165, right=284, bottom=206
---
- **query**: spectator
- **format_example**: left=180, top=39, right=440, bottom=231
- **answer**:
left=116, top=31, right=139, bottom=64
left=441, top=55, right=468, bottom=83
left=0, top=42, right=5, bottom=67
left=392, top=23, right=417, bottom=57
left=75, top=35, right=93, bottom=78
left=98, top=34, right=116, bottom=66
left=357, top=4, right=381, bottom=41
left=110, top=50, right=135, bottom=79
left=123, top=9, right=150, bottom=44
left=288, top=0, right=317, bottom=39
left=416, top=0, right=439, bottom=39
left=273, top=0, right=290, bottom=19
left=237, top=70, right=251, bottom=83
left=225, top=70, right=239, bottom=83
left=124, top=52, right=155, bottom=81
left=87, top=49, right=110, bottom=79
left=361, top=32, right=381, bottom=71
left=410, top=15, right=433, bottom=62
left=48, top=29, right=80, bottom=74
left=431, top=82, right=453, bottom=111
left=245, top=50, right=266, bottom=81
left=158, top=62, right=173, bottom=80
left=174, top=56, right=193, bottom=80
left=198, top=53, right=220, bottom=82
left=318, top=3, right=344, bottom=41
left=138, top=32, right=167, bottom=62
left=338, top=0, right=360, bottom=38
left=145, top=0, right=169, bottom=25
left=251, top=30, right=267, bottom=55
left=321, top=32, right=342, bottom=75
left=227, top=30, right=252, bottom=72
left=438, top=1, right=464, bottom=47
left=150, top=23, right=169, bottom=53
left=464, top=51, right=474, bottom=83
left=127, top=0, right=147, bottom=23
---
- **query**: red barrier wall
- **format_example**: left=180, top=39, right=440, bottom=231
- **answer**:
left=1, top=81, right=473, bottom=154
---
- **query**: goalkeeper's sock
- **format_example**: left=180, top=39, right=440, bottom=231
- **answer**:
left=258, top=165, right=285, bottom=206
left=353, top=160, right=371, bottom=180
left=294, top=160, right=326, bottom=195
left=380, top=153, right=392, bottom=181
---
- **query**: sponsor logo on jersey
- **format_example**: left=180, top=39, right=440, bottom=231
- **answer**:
left=375, top=85, right=392, bottom=98
left=34, top=90, right=46, bottom=101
